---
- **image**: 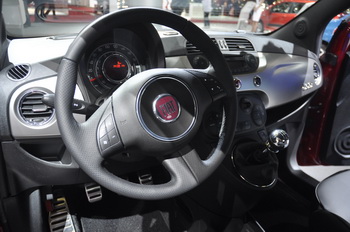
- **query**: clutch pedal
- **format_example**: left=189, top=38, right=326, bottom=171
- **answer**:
left=48, top=196, right=75, bottom=232
left=84, top=182, right=103, bottom=203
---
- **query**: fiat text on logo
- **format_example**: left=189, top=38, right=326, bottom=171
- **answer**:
left=153, top=94, right=181, bottom=123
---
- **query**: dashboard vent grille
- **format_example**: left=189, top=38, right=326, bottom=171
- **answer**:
left=18, top=91, right=54, bottom=126
left=186, top=41, right=201, bottom=54
left=186, top=38, right=218, bottom=54
left=7, top=64, right=31, bottom=80
left=211, top=38, right=218, bottom=47
left=225, top=38, right=254, bottom=51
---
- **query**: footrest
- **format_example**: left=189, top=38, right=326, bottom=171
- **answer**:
left=49, top=196, right=75, bottom=232
left=85, top=182, right=103, bottom=203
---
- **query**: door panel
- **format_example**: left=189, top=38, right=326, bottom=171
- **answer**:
left=323, top=53, right=350, bottom=164
left=297, top=19, right=350, bottom=165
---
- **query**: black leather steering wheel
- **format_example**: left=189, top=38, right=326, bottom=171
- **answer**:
left=55, top=8, right=237, bottom=200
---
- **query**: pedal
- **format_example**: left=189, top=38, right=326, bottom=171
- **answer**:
left=84, top=182, right=103, bottom=203
left=138, top=171, right=153, bottom=185
left=48, top=196, right=75, bottom=232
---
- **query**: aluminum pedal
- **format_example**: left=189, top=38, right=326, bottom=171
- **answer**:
left=84, top=182, right=103, bottom=203
left=49, top=197, right=75, bottom=232
left=138, top=172, right=153, bottom=185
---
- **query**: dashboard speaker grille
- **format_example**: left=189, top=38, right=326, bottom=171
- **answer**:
left=19, top=91, right=54, bottom=125
left=225, top=38, right=254, bottom=51
left=335, top=128, right=350, bottom=156
left=7, top=64, right=31, bottom=80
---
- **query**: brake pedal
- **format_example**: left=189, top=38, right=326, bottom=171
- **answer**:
left=48, top=196, right=75, bottom=232
left=138, top=171, right=153, bottom=185
left=84, top=183, right=103, bottom=203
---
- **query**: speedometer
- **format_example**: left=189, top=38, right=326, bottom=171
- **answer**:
left=86, top=43, right=142, bottom=94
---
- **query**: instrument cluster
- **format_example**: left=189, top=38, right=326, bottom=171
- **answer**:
left=86, top=42, right=143, bottom=95
left=79, top=27, right=161, bottom=103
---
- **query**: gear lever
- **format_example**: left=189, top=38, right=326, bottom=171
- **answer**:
left=266, top=129, right=289, bottom=153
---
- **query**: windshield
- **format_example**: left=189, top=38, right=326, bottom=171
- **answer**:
left=3, top=0, right=320, bottom=38
left=2, top=0, right=349, bottom=39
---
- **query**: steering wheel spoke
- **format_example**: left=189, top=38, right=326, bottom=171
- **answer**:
left=179, top=146, right=210, bottom=182
left=161, top=146, right=217, bottom=191
left=161, top=155, right=199, bottom=189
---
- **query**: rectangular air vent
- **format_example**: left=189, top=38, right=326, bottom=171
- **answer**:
left=186, top=38, right=218, bottom=54
left=186, top=41, right=201, bottom=54
left=225, top=38, right=254, bottom=51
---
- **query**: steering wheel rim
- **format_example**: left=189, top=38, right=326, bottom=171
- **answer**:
left=55, top=8, right=237, bottom=200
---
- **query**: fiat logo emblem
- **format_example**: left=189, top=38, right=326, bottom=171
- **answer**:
left=153, top=94, right=181, bottom=123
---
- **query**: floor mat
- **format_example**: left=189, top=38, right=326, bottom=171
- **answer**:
left=250, top=181, right=314, bottom=232
left=80, top=210, right=170, bottom=232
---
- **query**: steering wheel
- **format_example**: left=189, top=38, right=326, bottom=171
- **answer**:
left=55, top=8, right=237, bottom=200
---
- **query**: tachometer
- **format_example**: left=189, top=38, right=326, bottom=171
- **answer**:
left=86, top=43, right=142, bottom=94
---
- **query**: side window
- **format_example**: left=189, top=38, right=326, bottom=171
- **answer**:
left=322, top=10, right=350, bottom=45
left=271, top=2, right=292, bottom=13
left=291, top=3, right=305, bottom=14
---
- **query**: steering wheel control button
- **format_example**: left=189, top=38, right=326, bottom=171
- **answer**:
left=108, top=129, right=120, bottom=145
left=100, top=135, right=110, bottom=151
left=105, top=115, right=115, bottom=132
left=153, top=94, right=181, bottom=123
left=99, top=121, right=107, bottom=138
left=98, top=113, right=123, bottom=156
left=199, top=77, right=225, bottom=100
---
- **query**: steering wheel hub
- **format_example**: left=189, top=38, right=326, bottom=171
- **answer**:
left=137, top=76, right=197, bottom=141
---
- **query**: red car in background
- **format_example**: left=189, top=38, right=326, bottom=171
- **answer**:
left=258, top=0, right=315, bottom=32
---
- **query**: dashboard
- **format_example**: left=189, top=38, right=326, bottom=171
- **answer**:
left=0, top=22, right=324, bottom=194
left=2, top=26, right=323, bottom=141
left=162, top=30, right=322, bottom=108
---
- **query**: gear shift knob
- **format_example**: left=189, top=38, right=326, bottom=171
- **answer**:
left=267, top=129, right=289, bottom=153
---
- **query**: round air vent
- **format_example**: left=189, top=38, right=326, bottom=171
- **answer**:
left=7, top=64, right=31, bottom=81
left=18, top=90, right=54, bottom=126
